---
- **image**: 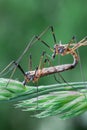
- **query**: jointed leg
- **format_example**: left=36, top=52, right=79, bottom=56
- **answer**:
left=41, top=53, right=70, bottom=84
left=0, top=60, right=25, bottom=77
left=35, top=26, right=57, bottom=52
left=16, top=26, right=55, bottom=64
left=5, top=61, right=26, bottom=87
left=0, top=61, right=14, bottom=76
left=79, top=36, right=87, bottom=43
left=69, top=36, right=87, bottom=52
left=35, top=36, right=54, bottom=52
left=29, top=54, right=32, bottom=71
left=50, top=26, right=57, bottom=44
left=38, top=51, right=46, bottom=69
left=71, top=41, right=87, bottom=51
left=66, top=36, right=76, bottom=50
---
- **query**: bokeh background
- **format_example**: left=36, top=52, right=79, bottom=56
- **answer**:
left=0, top=0, right=87, bottom=130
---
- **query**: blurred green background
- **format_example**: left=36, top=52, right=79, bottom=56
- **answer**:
left=0, top=0, right=87, bottom=130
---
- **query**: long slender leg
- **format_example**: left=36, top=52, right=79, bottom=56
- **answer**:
left=35, top=81, right=39, bottom=109
left=46, top=59, right=74, bottom=88
left=42, top=58, right=62, bottom=83
left=63, top=36, right=79, bottom=67
left=50, top=26, right=57, bottom=44
left=35, top=36, right=54, bottom=52
left=48, top=55, right=75, bottom=88
left=0, top=59, right=26, bottom=88
left=29, top=54, right=32, bottom=71
left=41, top=53, right=70, bottom=84
left=66, top=36, right=76, bottom=50
left=0, top=37, right=35, bottom=86
left=74, top=38, right=87, bottom=89
left=0, top=60, right=26, bottom=87
left=6, top=26, right=52, bottom=74
left=16, top=26, right=53, bottom=64
left=79, top=36, right=87, bottom=43
left=68, top=36, right=87, bottom=52
left=5, top=61, right=26, bottom=87
left=49, top=26, right=67, bottom=83
left=13, top=61, right=25, bottom=76
left=14, top=61, right=32, bottom=86
left=33, top=67, right=40, bottom=108
left=0, top=61, right=14, bottom=77
left=31, top=52, right=46, bottom=106
left=34, top=52, right=50, bottom=107
left=34, top=67, right=38, bottom=77
left=71, top=41, right=87, bottom=51
left=38, top=51, right=46, bottom=69
left=2, top=26, right=52, bottom=86
left=35, top=26, right=57, bottom=52
left=13, top=61, right=40, bottom=86
left=16, top=36, right=36, bottom=64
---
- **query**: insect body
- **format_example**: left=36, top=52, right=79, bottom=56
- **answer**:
left=23, top=63, right=78, bottom=85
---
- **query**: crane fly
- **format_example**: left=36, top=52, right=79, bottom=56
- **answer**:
left=0, top=26, right=87, bottom=87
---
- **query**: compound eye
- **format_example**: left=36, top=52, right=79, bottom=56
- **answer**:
left=58, top=47, right=65, bottom=54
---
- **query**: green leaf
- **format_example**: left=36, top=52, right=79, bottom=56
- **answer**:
left=0, top=78, right=87, bottom=119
